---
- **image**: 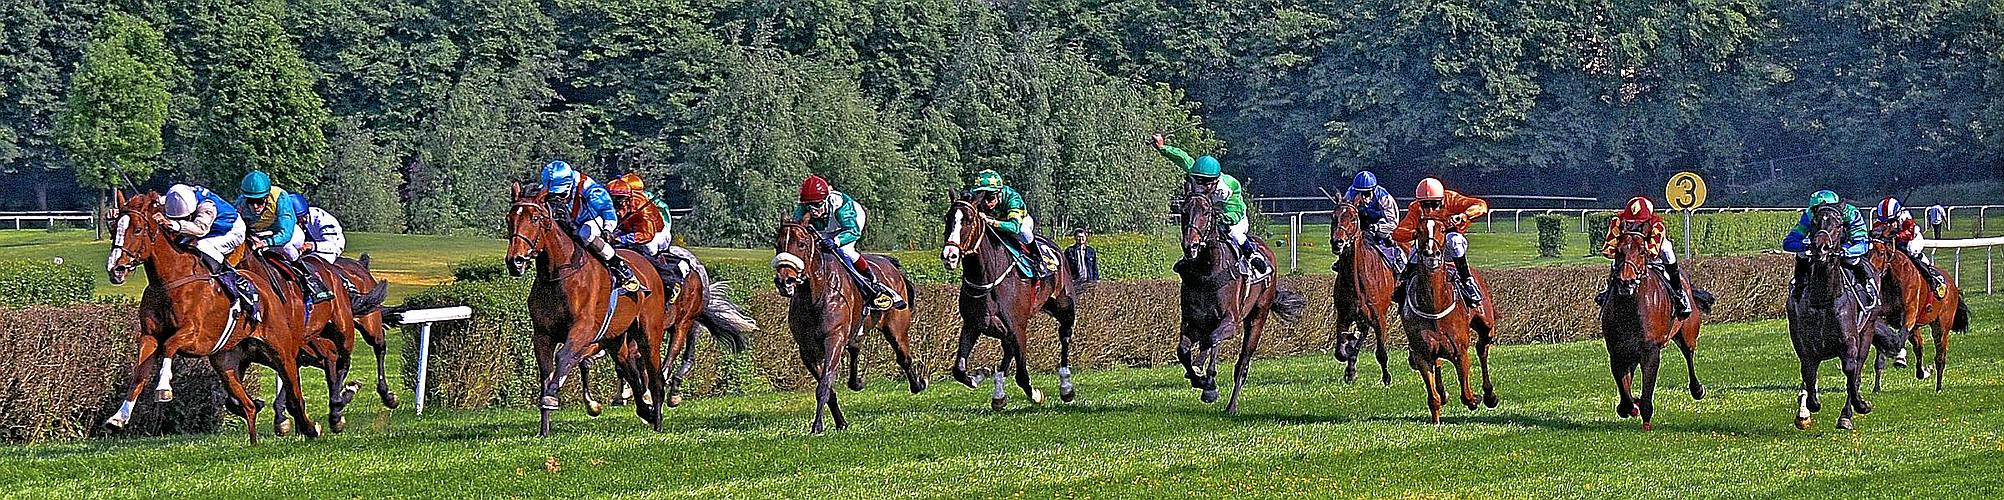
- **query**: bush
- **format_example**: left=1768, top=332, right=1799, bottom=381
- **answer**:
left=1688, top=211, right=1799, bottom=256
left=1534, top=215, right=1568, bottom=257
left=0, top=259, right=95, bottom=307
left=1, top=305, right=245, bottom=442
left=448, top=259, right=509, bottom=283
left=1584, top=211, right=1616, bottom=255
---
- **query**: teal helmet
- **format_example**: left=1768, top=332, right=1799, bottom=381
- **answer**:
left=972, top=169, right=1004, bottom=192
left=1809, top=190, right=1840, bottom=206
left=1191, top=156, right=1222, bottom=178
left=239, top=170, right=273, bottom=199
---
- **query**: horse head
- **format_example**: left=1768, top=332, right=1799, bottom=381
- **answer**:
left=1610, top=225, right=1653, bottom=296
left=940, top=198, right=988, bottom=270
left=105, top=189, right=165, bottom=285
left=1180, top=191, right=1219, bottom=260
left=1411, top=218, right=1447, bottom=271
left=1329, top=201, right=1362, bottom=258
left=1807, top=204, right=1849, bottom=263
left=504, top=182, right=557, bottom=277
left=771, top=220, right=818, bottom=297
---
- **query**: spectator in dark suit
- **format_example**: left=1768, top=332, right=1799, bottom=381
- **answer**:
left=1066, top=228, right=1100, bottom=283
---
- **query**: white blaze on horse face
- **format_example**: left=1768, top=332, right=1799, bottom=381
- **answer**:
left=107, top=215, right=131, bottom=272
left=945, top=214, right=963, bottom=247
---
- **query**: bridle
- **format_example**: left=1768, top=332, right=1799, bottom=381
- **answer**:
left=1329, top=202, right=1361, bottom=258
left=1608, top=227, right=1651, bottom=295
left=1402, top=218, right=1456, bottom=320
left=771, top=221, right=821, bottom=295
left=509, top=199, right=585, bottom=281
left=942, top=200, right=1011, bottom=292
left=1181, top=192, right=1223, bottom=256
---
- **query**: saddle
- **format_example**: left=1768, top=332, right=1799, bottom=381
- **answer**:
left=994, top=231, right=1062, bottom=279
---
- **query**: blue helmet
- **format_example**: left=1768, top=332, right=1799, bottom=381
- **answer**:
left=1349, top=171, right=1379, bottom=193
left=540, top=160, right=576, bottom=195
left=239, top=170, right=273, bottom=199
left=1191, top=156, right=1222, bottom=178
left=1809, top=190, right=1840, bottom=206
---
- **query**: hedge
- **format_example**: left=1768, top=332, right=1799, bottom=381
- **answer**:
left=1534, top=215, right=1568, bottom=257
left=0, top=304, right=246, bottom=442
left=406, top=253, right=1793, bottom=407
left=0, top=259, right=95, bottom=307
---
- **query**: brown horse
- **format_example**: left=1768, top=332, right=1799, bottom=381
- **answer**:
left=1327, top=201, right=1400, bottom=386
left=102, top=190, right=318, bottom=443
left=325, top=255, right=398, bottom=409
left=1400, top=218, right=1499, bottom=425
left=1175, top=192, right=1307, bottom=415
left=773, top=220, right=924, bottom=433
left=578, top=249, right=757, bottom=414
left=1600, top=227, right=1713, bottom=430
left=1866, top=241, right=1970, bottom=392
left=1788, top=205, right=1879, bottom=431
left=504, top=184, right=670, bottom=436
left=941, top=199, right=1079, bottom=409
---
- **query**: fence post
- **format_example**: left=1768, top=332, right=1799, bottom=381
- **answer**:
left=1289, top=213, right=1301, bottom=273
left=1514, top=211, right=1522, bottom=233
left=416, top=322, right=433, bottom=416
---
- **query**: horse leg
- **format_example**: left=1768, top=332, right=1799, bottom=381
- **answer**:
left=1338, top=315, right=1361, bottom=384
left=1475, top=326, right=1498, bottom=409
left=1176, top=333, right=1201, bottom=388
left=661, top=320, right=694, bottom=408
left=537, top=335, right=591, bottom=437
left=1199, top=339, right=1222, bottom=404
left=155, top=358, right=175, bottom=402
left=800, top=341, right=830, bottom=434
left=951, top=324, right=980, bottom=389
left=1795, top=359, right=1820, bottom=430
left=273, top=348, right=320, bottom=439
left=1611, top=357, right=1637, bottom=420
left=1373, top=319, right=1394, bottom=387
left=1007, top=333, right=1044, bottom=406
left=325, top=339, right=358, bottom=433
left=211, top=352, right=260, bottom=444
left=670, top=325, right=701, bottom=405
left=1225, top=314, right=1267, bottom=416
left=1673, top=327, right=1705, bottom=399
left=271, top=369, right=290, bottom=436
left=1932, top=320, right=1949, bottom=393
left=632, top=331, right=667, bottom=431
left=577, top=354, right=605, bottom=417
left=1871, top=348, right=1885, bottom=393
left=1051, top=301, right=1078, bottom=402
left=532, top=333, right=555, bottom=437
left=1413, top=352, right=1442, bottom=425
left=845, top=332, right=866, bottom=392
left=1453, top=344, right=1479, bottom=411
left=821, top=334, right=850, bottom=431
left=104, top=335, right=162, bottom=431
left=362, top=323, right=399, bottom=409
left=882, top=317, right=927, bottom=394
left=1843, top=350, right=1873, bottom=422
left=1638, top=346, right=1663, bottom=431
left=991, top=352, right=1012, bottom=411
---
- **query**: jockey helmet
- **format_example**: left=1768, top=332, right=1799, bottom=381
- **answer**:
left=1622, top=196, right=1656, bottom=219
left=1415, top=178, right=1445, bottom=201
left=972, top=169, right=1004, bottom=192
left=1809, top=190, right=1840, bottom=207
left=238, top=171, right=273, bottom=199
left=1876, top=197, right=1903, bottom=222
left=1190, top=156, right=1221, bottom=179
left=607, top=173, right=644, bottom=197
left=799, top=175, right=831, bottom=204
left=541, top=160, right=577, bottom=195
left=164, top=184, right=200, bottom=219
left=1349, top=171, right=1378, bottom=193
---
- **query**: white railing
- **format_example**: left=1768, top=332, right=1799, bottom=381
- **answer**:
left=1925, top=236, right=2004, bottom=295
left=0, top=211, right=95, bottom=230
left=388, top=306, right=475, bottom=415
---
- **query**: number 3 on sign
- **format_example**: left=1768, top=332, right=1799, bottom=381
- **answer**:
left=1665, top=172, right=1706, bottom=210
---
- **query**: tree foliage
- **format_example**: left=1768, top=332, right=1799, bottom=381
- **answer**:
left=56, top=10, right=172, bottom=190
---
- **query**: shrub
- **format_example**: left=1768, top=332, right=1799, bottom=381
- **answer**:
left=1534, top=215, right=1568, bottom=257
left=1, top=305, right=244, bottom=442
left=448, top=259, right=509, bottom=283
left=1584, top=211, right=1616, bottom=255
left=0, top=259, right=95, bottom=307
left=1689, top=211, right=1799, bottom=256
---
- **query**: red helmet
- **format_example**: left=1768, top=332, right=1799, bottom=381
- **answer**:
left=799, top=175, right=831, bottom=204
left=1621, top=196, right=1656, bottom=219
left=1415, top=178, right=1445, bottom=200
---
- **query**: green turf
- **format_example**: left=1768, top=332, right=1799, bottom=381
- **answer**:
left=4, top=295, right=2000, bottom=497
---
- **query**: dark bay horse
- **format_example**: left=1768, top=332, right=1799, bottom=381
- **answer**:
left=941, top=199, right=1080, bottom=409
left=1175, top=193, right=1307, bottom=415
left=102, top=190, right=318, bottom=443
left=505, top=185, right=670, bottom=436
left=1328, top=201, right=1400, bottom=386
left=1866, top=241, right=1970, bottom=392
left=327, top=255, right=398, bottom=409
left=1600, top=227, right=1714, bottom=430
left=773, top=220, right=925, bottom=433
left=1788, top=205, right=1880, bottom=430
left=1400, top=218, right=1499, bottom=425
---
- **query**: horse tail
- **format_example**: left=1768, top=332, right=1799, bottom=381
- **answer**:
left=350, top=280, right=389, bottom=315
left=1691, top=288, right=1716, bottom=315
left=1952, top=298, right=1971, bottom=332
left=1272, top=288, right=1309, bottom=322
left=358, top=252, right=372, bottom=267
left=692, top=263, right=756, bottom=353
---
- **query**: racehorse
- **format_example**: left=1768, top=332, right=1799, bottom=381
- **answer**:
left=1327, top=201, right=1400, bottom=386
left=576, top=248, right=757, bottom=415
left=773, top=220, right=925, bottom=433
left=1174, top=192, right=1307, bottom=415
left=1399, top=218, right=1500, bottom=425
left=505, top=184, right=670, bottom=436
left=941, top=198, right=1080, bottom=409
left=1865, top=241, right=1970, bottom=392
left=326, top=256, right=398, bottom=410
left=265, top=250, right=391, bottom=435
left=1788, top=205, right=1880, bottom=430
left=1599, top=225, right=1714, bottom=430
left=101, top=190, right=319, bottom=443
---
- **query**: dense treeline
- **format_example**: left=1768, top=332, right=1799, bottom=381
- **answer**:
left=1, top=0, right=1999, bottom=244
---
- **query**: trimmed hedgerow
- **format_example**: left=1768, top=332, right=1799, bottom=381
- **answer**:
left=0, top=259, right=95, bottom=307
left=0, top=304, right=247, bottom=442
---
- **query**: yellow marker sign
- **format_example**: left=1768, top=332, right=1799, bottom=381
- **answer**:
left=1665, top=172, right=1707, bottom=210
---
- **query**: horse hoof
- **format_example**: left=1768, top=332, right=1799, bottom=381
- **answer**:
left=847, top=379, right=866, bottom=392
left=1463, top=400, right=1480, bottom=411
left=953, top=369, right=976, bottom=389
left=991, top=398, right=1007, bottom=411
left=276, top=420, right=292, bottom=437
left=1483, top=393, right=1499, bottom=409
left=1854, top=400, right=1873, bottom=415
left=343, top=382, right=361, bottom=399
left=610, top=398, right=627, bottom=407
left=103, top=416, right=128, bottom=430
left=155, top=389, right=175, bottom=403
left=383, top=393, right=401, bottom=409
left=668, top=394, right=684, bottom=408
left=1794, top=416, right=1813, bottom=430
left=585, top=400, right=604, bottom=417
left=331, top=416, right=347, bottom=434
left=1691, top=384, right=1707, bottom=400
left=1060, top=388, right=1076, bottom=403
left=1201, top=389, right=1219, bottom=404
left=1380, top=377, right=1393, bottom=388
left=1343, top=370, right=1358, bottom=385
left=1641, top=422, right=1653, bottom=432
left=1837, top=418, right=1854, bottom=431
left=1031, top=389, right=1046, bottom=405
left=911, top=377, right=929, bottom=394
left=1918, top=368, right=1932, bottom=380
left=540, top=396, right=561, bottom=411
left=301, top=422, right=321, bottom=439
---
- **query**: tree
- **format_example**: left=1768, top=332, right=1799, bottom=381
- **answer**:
left=175, top=0, right=329, bottom=188
left=56, top=10, right=172, bottom=192
left=316, top=117, right=402, bottom=232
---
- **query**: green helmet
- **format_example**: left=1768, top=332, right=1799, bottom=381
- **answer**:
left=972, top=169, right=1004, bottom=192
left=239, top=170, right=273, bottom=199
left=1191, top=156, right=1222, bottom=178
left=1809, top=190, right=1840, bottom=206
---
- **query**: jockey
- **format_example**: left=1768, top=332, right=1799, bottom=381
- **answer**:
left=1782, top=190, right=1876, bottom=304
left=1343, top=170, right=1404, bottom=272
left=605, top=173, right=684, bottom=298
left=539, top=160, right=646, bottom=293
left=300, top=206, right=345, bottom=264
left=1599, top=196, right=1692, bottom=316
left=1151, top=134, right=1269, bottom=275
left=1871, top=197, right=1948, bottom=298
left=1391, top=178, right=1488, bottom=306
left=968, top=169, right=1052, bottom=275
left=235, top=171, right=331, bottom=301
left=156, top=183, right=259, bottom=317
left=791, top=175, right=905, bottom=309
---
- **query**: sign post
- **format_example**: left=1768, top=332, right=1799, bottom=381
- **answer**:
left=388, top=306, right=474, bottom=416
left=1665, top=172, right=1708, bottom=260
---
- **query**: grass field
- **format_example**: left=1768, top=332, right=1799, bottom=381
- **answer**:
left=4, top=295, right=2000, bottom=497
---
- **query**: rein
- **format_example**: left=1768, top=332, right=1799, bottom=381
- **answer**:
left=948, top=201, right=1017, bottom=295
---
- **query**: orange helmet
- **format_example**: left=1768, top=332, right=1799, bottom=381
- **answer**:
left=1415, top=178, right=1445, bottom=200
left=1622, top=196, right=1655, bottom=218
left=606, top=173, right=645, bottom=197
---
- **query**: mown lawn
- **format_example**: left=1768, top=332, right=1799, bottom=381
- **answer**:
left=4, top=296, right=2000, bottom=498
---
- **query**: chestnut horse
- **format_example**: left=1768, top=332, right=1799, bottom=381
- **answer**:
left=1400, top=218, right=1499, bottom=425
left=326, top=256, right=398, bottom=409
left=1600, top=226, right=1714, bottom=430
left=1866, top=241, right=1970, bottom=392
left=1175, top=192, right=1307, bottom=415
left=1788, top=205, right=1879, bottom=431
left=102, top=190, right=318, bottom=443
left=577, top=249, right=757, bottom=415
left=1328, top=201, right=1400, bottom=386
left=266, top=251, right=392, bottom=435
left=504, top=185, right=670, bottom=436
left=941, top=199, right=1080, bottom=409
left=773, top=220, right=924, bottom=433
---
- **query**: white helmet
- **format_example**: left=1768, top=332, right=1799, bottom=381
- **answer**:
left=164, top=184, right=200, bottom=218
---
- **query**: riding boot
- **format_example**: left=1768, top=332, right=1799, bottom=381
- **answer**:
left=202, top=253, right=261, bottom=320
left=857, top=263, right=906, bottom=310
left=1454, top=257, right=1483, bottom=307
left=1846, top=258, right=1878, bottom=308
left=606, top=257, right=647, bottom=294
left=1241, top=240, right=1270, bottom=276
left=1664, top=261, right=1693, bottom=317
left=654, top=254, right=685, bottom=302
left=1913, top=254, right=1948, bottom=298
left=290, top=259, right=332, bottom=302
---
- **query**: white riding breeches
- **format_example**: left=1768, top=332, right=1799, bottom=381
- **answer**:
left=303, top=207, right=346, bottom=263
left=196, top=223, right=247, bottom=264
left=1016, top=215, right=1037, bottom=245
left=1658, top=238, right=1677, bottom=265
left=266, top=225, right=306, bottom=261
left=641, top=231, right=671, bottom=256
left=1445, top=232, right=1468, bottom=259
left=1226, top=217, right=1250, bottom=247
